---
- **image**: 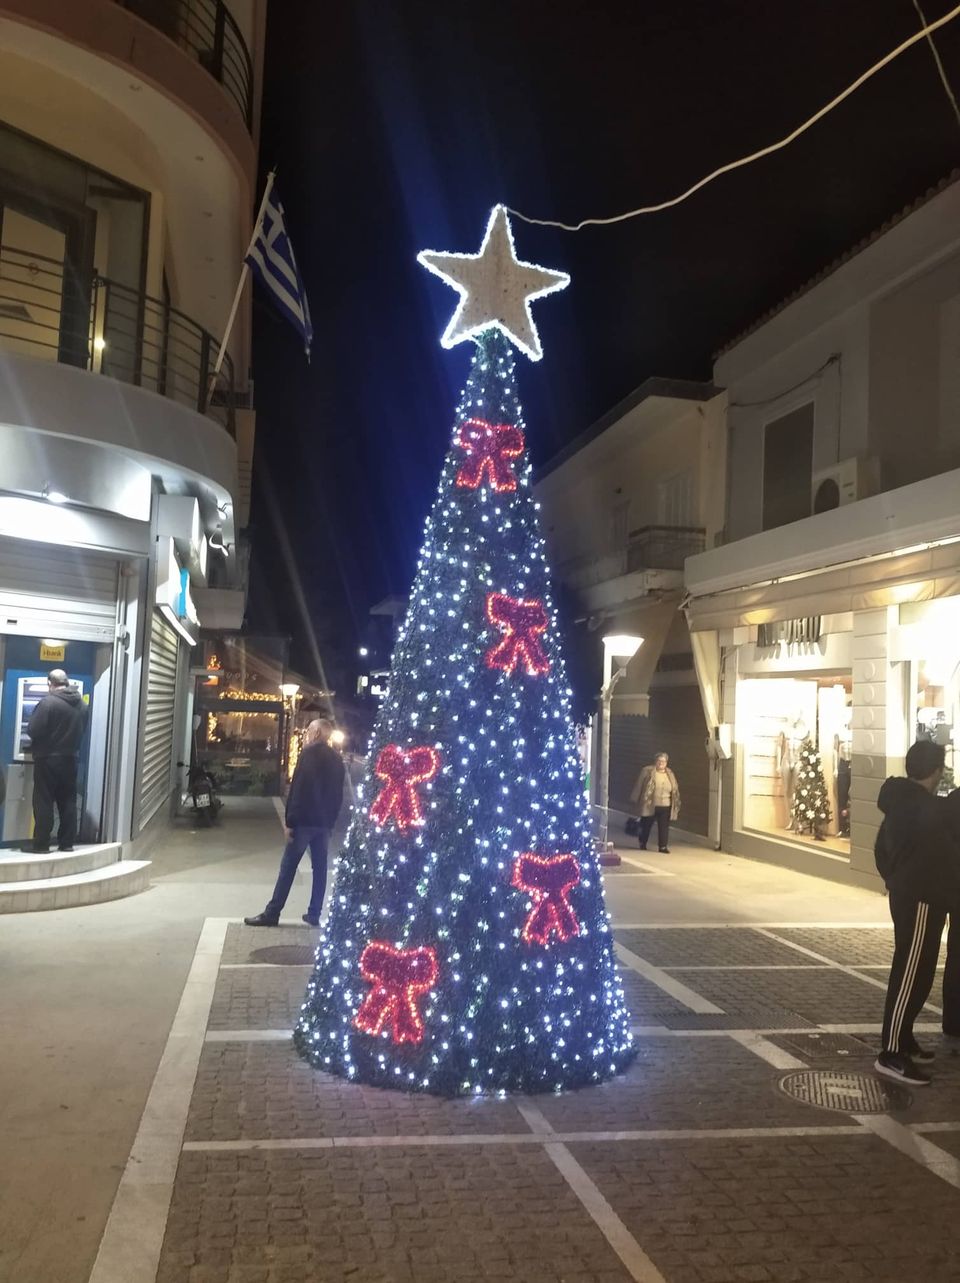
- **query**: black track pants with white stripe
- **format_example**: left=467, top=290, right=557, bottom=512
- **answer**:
left=881, top=892, right=946, bottom=1054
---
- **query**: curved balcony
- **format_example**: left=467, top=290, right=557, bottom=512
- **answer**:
left=0, top=244, right=234, bottom=436
left=113, top=0, right=253, bottom=128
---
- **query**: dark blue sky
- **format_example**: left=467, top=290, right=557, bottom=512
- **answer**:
left=247, top=0, right=960, bottom=685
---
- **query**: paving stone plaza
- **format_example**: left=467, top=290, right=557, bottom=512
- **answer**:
left=100, top=843, right=960, bottom=1283
left=8, top=809, right=960, bottom=1283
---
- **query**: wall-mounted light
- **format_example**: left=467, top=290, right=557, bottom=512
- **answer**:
left=93, top=337, right=106, bottom=353
left=208, top=528, right=230, bottom=558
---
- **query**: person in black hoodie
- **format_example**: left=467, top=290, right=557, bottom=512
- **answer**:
left=244, top=718, right=345, bottom=928
left=26, top=668, right=89, bottom=854
left=939, top=788, right=960, bottom=1038
left=874, top=740, right=960, bottom=1085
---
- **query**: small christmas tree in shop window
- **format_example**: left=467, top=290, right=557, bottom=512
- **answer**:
left=791, top=737, right=831, bottom=840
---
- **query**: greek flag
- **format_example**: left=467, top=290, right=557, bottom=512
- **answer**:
left=245, top=183, right=313, bottom=357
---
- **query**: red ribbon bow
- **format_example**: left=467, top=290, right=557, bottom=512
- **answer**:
left=353, top=941, right=439, bottom=1045
left=512, top=853, right=581, bottom=945
left=368, top=744, right=440, bottom=830
left=455, top=418, right=525, bottom=492
left=485, top=593, right=550, bottom=676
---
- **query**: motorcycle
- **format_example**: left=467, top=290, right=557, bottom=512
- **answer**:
left=178, top=717, right=223, bottom=826
left=186, top=759, right=222, bottom=825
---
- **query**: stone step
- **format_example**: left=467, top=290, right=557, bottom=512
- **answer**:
left=0, top=860, right=152, bottom=913
left=0, top=843, right=122, bottom=883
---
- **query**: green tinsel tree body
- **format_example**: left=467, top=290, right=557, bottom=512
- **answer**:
left=791, top=736, right=832, bottom=838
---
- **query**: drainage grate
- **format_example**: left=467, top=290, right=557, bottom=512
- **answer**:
left=774, top=1032, right=874, bottom=1061
left=779, top=1069, right=911, bottom=1114
left=248, top=945, right=316, bottom=966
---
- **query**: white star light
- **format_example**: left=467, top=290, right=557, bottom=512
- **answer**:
left=417, top=205, right=569, bottom=362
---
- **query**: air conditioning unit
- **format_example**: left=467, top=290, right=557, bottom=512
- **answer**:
left=811, top=457, right=878, bottom=514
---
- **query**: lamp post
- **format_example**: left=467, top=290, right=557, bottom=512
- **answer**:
left=598, top=634, right=643, bottom=853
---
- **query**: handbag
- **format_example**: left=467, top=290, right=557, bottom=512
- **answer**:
left=625, top=815, right=639, bottom=836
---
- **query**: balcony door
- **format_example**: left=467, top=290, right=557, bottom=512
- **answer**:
left=0, top=193, right=96, bottom=369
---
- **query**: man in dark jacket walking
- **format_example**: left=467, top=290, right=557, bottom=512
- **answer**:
left=245, top=718, right=345, bottom=927
left=27, top=668, right=89, bottom=854
left=874, top=740, right=960, bottom=1085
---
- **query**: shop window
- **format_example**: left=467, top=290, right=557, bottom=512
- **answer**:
left=738, top=674, right=852, bottom=852
left=762, top=403, right=813, bottom=531
left=195, top=636, right=289, bottom=796
left=912, top=658, right=959, bottom=794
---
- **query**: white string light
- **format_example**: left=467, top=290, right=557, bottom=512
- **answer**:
left=294, top=330, right=634, bottom=1096
left=509, top=2, right=960, bottom=232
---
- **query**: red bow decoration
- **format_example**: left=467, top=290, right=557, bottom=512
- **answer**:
left=368, top=744, right=440, bottom=830
left=455, top=418, right=525, bottom=492
left=512, top=853, right=581, bottom=945
left=353, top=941, right=439, bottom=1045
left=485, top=593, right=550, bottom=676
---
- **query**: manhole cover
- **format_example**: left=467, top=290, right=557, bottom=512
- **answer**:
left=248, top=945, right=315, bottom=966
left=778, top=1069, right=911, bottom=1113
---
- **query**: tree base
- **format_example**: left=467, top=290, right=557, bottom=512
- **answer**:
left=293, top=1026, right=638, bottom=1098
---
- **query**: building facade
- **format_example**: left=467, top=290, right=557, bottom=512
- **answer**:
left=685, top=172, right=960, bottom=890
left=0, top=0, right=266, bottom=904
left=535, top=378, right=727, bottom=839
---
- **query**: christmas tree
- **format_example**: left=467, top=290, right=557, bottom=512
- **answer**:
left=791, top=736, right=831, bottom=839
left=294, top=207, right=635, bottom=1096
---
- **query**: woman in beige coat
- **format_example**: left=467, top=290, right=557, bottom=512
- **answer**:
left=630, top=752, right=681, bottom=852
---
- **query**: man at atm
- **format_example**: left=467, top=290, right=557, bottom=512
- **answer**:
left=26, top=669, right=89, bottom=854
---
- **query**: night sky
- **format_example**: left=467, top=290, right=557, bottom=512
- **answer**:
left=246, top=0, right=960, bottom=690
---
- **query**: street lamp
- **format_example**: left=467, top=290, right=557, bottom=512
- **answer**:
left=598, top=633, right=643, bottom=853
left=279, top=682, right=300, bottom=700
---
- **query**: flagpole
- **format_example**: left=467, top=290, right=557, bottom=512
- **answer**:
left=203, top=168, right=277, bottom=412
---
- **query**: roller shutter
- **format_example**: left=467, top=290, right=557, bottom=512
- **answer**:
left=0, top=536, right=118, bottom=641
left=609, top=684, right=709, bottom=837
left=137, top=611, right=179, bottom=827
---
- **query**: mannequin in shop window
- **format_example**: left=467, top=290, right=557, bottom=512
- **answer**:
left=779, top=717, right=808, bottom=830
left=834, top=719, right=852, bottom=838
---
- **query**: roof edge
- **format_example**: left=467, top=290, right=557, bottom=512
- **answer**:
left=713, top=168, right=960, bottom=361
left=536, top=375, right=718, bottom=481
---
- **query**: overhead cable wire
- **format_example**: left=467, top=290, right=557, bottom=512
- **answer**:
left=729, top=354, right=840, bottom=409
left=913, top=0, right=960, bottom=130
left=509, top=2, right=960, bottom=231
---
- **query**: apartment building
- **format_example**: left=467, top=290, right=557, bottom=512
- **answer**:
left=685, top=171, right=960, bottom=890
left=535, top=378, right=727, bottom=839
left=0, top=0, right=266, bottom=909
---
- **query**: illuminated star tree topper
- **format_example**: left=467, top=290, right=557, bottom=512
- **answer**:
left=417, top=204, right=569, bottom=361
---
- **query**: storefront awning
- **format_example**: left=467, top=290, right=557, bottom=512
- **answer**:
left=609, top=598, right=678, bottom=716
left=685, top=541, right=960, bottom=633
left=690, top=629, right=721, bottom=732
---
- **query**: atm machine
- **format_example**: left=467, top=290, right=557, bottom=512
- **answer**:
left=0, top=638, right=95, bottom=848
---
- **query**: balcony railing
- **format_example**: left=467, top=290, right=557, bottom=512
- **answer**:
left=0, top=244, right=234, bottom=435
left=115, top=0, right=253, bottom=129
left=626, top=525, right=706, bottom=572
left=557, top=525, right=706, bottom=590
